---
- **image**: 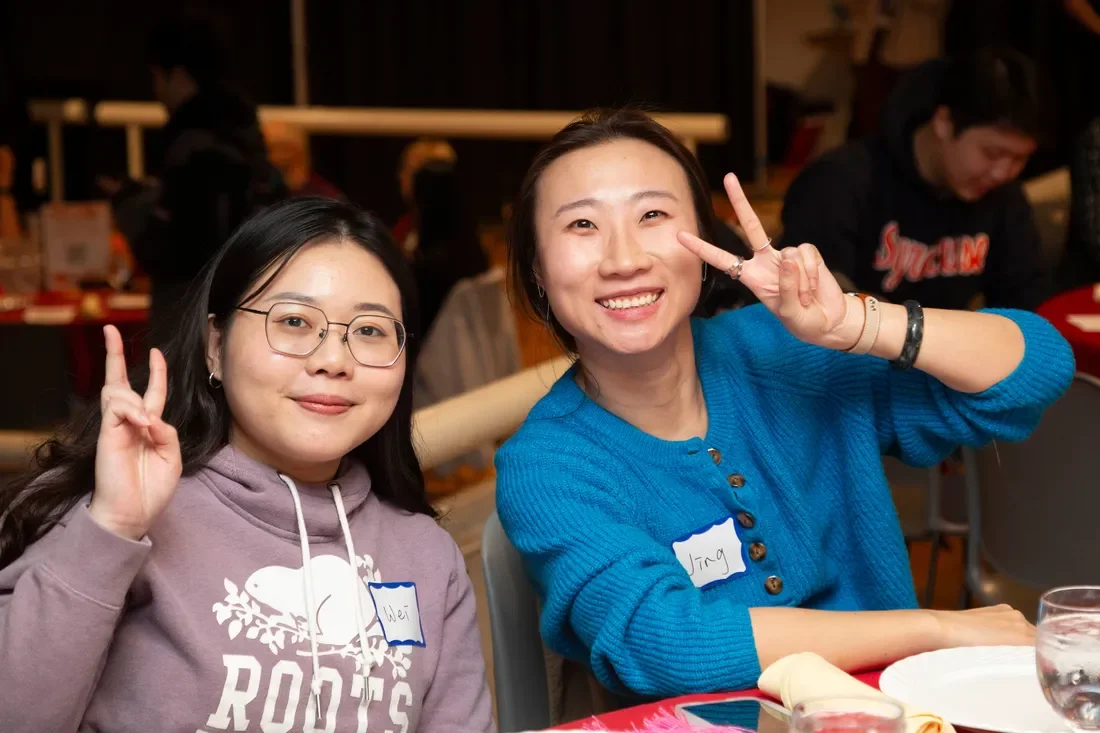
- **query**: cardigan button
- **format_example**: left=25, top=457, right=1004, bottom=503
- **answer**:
left=765, top=575, right=784, bottom=595
left=736, top=511, right=755, bottom=529
left=749, top=542, right=767, bottom=562
left=707, top=448, right=722, bottom=465
left=727, top=474, right=746, bottom=488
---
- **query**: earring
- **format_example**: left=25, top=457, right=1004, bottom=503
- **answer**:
left=208, top=371, right=222, bottom=389
left=537, top=282, right=545, bottom=299
left=702, top=262, right=708, bottom=281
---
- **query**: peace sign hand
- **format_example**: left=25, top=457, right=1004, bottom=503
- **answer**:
left=677, top=174, right=863, bottom=351
left=88, top=325, right=182, bottom=541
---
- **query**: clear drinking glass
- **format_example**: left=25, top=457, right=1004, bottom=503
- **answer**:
left=1037, top=586, right=1100, bottom=730
left=790, top=697, right=905, bottom=733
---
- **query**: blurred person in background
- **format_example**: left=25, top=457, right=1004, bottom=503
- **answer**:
left=409, top=159, right=490, bottom=337
left=262, top=120, right=346, bottom=200
left=392, top=138, right=457, bottom=257
left=779, top=48, right=1045, bottom=312
left=1056, top=0, right=1100, bottom=290
left=106, top=9, right=285, bottom=345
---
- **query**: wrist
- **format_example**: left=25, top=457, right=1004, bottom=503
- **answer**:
left=867, top=301, right=908, bottom=360
left=918, top=609, right=949, bottom=651
left=87, top=501, right=148, bottom=542
left=831, top=294, right=867, bottom=351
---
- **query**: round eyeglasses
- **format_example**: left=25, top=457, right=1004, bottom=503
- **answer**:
left=236, top=302, right=407, bottom=368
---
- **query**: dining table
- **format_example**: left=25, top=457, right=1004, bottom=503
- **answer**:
left=0, top=289, right=148, bottom=429
left=1038, top=284, right=1100, bottom=378
left=554, top=671, right=882, bottom=730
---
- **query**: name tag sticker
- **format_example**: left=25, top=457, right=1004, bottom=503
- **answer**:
left=671, top=516, right=747, bottom=589
left=368, top=582, right=425, bottom=647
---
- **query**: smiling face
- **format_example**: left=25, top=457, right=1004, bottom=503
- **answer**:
left=533, top=138, right=703, bottom=359
left=207, top=238, right=407, bottom=482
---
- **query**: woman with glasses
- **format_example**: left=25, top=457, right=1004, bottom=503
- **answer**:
left=0, top=197, right=493, bottom=733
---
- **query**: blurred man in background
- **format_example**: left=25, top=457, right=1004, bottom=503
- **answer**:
left=109, top=10, right=284, bottom=344
left=779, top=48, right=1045, bottom=311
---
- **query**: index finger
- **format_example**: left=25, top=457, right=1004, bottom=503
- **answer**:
left=723, top=173, right=770, bottom=253
left=103, top=325, right=130, bottom=387
left=676, top=231, right=742, bottom=274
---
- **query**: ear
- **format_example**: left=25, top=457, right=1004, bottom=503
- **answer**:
left=205, top=314, right=224, bottom=380
left=931, top=106, right=955, bottom=141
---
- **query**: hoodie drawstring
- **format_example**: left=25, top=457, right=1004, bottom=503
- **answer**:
left=331, top=483, right=375, bottom=697
left=277, top=473, right=325, bottom=720
left=278, top=473, right=373, bottom=719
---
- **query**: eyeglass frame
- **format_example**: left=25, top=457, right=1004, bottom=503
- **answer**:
left=235, top=302, right=410, bottom=368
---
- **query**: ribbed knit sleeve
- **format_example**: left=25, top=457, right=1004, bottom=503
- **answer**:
left=719, top=305, right=1075, bottom=467
left=495, top=435, right=762, bottom=697
left=866, top=308, right=1075, bottom=465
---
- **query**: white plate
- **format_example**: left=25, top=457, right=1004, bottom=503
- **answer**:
left=880, top=646, right=1070, bottom=733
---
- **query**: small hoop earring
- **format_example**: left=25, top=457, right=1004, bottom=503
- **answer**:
left=702, top=262, right=708, bottom=281
left=208, top=371, right=222, bottom=389
left=536, top=282, right=545, bottom=299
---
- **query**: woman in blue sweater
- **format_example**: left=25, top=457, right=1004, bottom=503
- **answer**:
left=494, top=109, right=1075, bottom=698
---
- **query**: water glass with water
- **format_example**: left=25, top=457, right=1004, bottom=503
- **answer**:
left=790, top=697, right=905, bottom=733
left=1038, top=586, right=1100, bottom=730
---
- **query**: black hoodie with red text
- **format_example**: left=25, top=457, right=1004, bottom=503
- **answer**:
left=777, top=60, right=1043, bottom=311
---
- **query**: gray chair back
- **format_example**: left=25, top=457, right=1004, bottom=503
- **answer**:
left=481, top=511, right=550, bottom=732
left=970, top=373, right=1100, bottom=594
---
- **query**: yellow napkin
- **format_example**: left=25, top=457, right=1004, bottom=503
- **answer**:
left=757, top=653, right=955, bottom=733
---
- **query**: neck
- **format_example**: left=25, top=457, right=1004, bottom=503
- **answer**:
left=912, top=123, right=945, bottom=188
left=575, top=321, right=707, bottom=442
left=228, top=427, right=341, bottom=485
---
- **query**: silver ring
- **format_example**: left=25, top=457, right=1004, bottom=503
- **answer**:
left=751, top=237, right=772, bottom=253
left=724, top=255, right=745, bottom=281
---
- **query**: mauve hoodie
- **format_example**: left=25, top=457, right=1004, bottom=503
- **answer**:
left=0, top=445, right=495, bottom=733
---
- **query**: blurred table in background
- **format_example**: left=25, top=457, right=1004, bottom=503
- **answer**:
left=1039, top=285, right=1100, bottom=378
left=0, top=290, right=148, bottom=429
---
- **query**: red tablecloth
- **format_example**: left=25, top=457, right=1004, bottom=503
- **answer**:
left=0, top=291, right=148, bottom=399
left=1038, top=285, right=1100, bottom=378
left=559, top=671, right=882, bottom=730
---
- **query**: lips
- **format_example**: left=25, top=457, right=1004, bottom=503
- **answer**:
left=292, top=394, right=354, bottom=416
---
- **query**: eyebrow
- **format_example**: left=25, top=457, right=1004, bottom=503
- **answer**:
left=553, top=189, right=679, bottom=219
left=267, top=291, right=398, bottom=319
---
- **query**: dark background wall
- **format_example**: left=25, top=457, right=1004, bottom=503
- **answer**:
left=1, top=0, right=755, bottom=227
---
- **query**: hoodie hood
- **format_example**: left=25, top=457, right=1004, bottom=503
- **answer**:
left=199, top=445, right=372, bottom=542
left=880, top=58, right=948, bottom=195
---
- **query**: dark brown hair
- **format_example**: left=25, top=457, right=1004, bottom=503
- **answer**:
left=507, top=108, right=726, bottom=353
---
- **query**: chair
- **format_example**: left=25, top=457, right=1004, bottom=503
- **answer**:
left=481, top=511, right=551, bottom=733
left=885, top=457, right=969, bottom=608
left=965, top=373, right=1100, bottom=620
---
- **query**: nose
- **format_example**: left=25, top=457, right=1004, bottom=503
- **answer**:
left=304, top=326, right=355, bottom=377
left=597, top=226, right=652, bottom=279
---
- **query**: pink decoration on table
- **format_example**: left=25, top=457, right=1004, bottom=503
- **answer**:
left=578, top=708, right=753, bottom=732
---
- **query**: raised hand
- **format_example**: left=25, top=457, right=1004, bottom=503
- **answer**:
left=88, top=325, right=181, bottom=541
left=677, top=174, right=863, bottom=351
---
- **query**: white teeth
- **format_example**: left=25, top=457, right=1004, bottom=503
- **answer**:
left=599, top=291, right=661, bottom=310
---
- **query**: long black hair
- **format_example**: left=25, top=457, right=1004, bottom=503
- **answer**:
left=0, top=196, right=433, bottom=569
